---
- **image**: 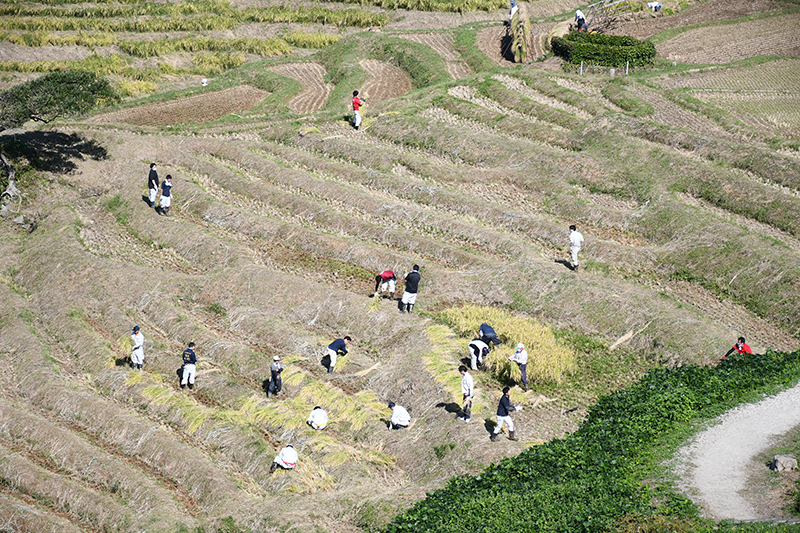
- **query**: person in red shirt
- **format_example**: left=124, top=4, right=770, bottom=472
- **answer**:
left=352, top=90, right=365, bottom=130
left=372, top=270, right=396, bottom=299
left=723, top=337, right=753, bottom=359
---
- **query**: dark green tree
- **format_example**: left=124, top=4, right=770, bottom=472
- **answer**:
left=0, top=70, right=118, bottom=200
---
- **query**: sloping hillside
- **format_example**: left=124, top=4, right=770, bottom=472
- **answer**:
left=1, top=0, right=799, bottom=531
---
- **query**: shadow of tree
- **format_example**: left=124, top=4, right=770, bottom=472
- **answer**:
left=1, top=131, right=108, bottom=175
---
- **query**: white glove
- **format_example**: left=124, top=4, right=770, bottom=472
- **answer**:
left=516, top=406, right=523, bottom=412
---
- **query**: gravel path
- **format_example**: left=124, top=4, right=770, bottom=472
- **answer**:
left=673, top=382, right=800, bottom=520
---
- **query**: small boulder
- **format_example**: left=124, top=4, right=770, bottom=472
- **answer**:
left=770, top=454, right=797, bottom=472
left=13, top=215, right=24, bottom=225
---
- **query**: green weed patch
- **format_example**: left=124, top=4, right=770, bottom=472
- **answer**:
left=386, top=348, right=800, bottom=532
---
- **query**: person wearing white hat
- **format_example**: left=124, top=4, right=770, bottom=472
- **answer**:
left=270, top=444, right=298, bottom=473
left=509, top=343, right=528, bottom=391
left=307, top=406, right=328, bottom=430
left=268, top=355, right=283, bottom=398
left=130, top=326, right=144, bottom=370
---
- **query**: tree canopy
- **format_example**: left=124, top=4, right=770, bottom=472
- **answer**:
left=0, top=70, right=118, bottom=133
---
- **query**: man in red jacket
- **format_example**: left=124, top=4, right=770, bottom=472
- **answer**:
left=723, top=337, right=753, bottom=359
left=372, top=270, right=396, bottom=299
left=352, top=90, right=365, bottom=130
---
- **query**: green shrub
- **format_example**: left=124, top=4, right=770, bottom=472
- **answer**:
left=552, top=32, right=655, bottom=67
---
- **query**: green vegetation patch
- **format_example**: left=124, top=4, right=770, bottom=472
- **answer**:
left=386, top=347, right=800, bottom=532
left=552, top=32, right=656, bottom=68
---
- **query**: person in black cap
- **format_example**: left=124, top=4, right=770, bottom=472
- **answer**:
left=181, top=342, right=197, bottom=390
left=387, top=402, right=410, bottom=430
left=131, top=325, right=144, bottom=370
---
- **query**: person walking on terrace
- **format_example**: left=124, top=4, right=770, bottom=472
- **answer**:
left=270, top=444, right=297, bottom=473
left=509, top=343, right=528, bottom=391
left=147, top=163, right=159, bottom=208
left=388, top=402, right=410, bottom=430
left=372, top=269, right=396, bottom=299
left=130, top=325, right=144, bottom=370
left=268, top=355, right=283, bottom=397
left=459, top=366, right=474, bottom=423
left=491, top=386, right=521, bottom=441
left=723, top=337, right=753, bottom=360
left=327, top=336, right=351, bottom=374
left=399, top=265, right=421, bottom=314
left=569, top=224, right=584, bottom=271
left=180, top=342, right=197, bottom=390
left=352, top=90, right=365, bottom=131
left=159, top=174, right=173, bottom=216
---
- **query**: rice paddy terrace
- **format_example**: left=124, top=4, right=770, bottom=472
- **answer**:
left=1, top=0, right=800, bottom=531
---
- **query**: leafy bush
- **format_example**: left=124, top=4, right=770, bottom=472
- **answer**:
left=552, top=32, right=655, bottom=67
left=437, top=305, right=575, bottom=384
left=385, top=348, right=800, bottom=532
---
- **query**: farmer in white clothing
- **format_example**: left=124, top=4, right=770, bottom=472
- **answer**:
left=468, top=338, right=489, bottom=370
left=388, top=402, right=410, bottom=430
left=270, top=444, right=298, bottom=473
left=459, top=366, right=474, bottom=423
left=130, top=326, right=144, bottom=370
left=569, top=224, right=584, bottom=271
left=509, top=343, right=528, bottom=391
left=308, top=406, right=328, bottom=430
left=509, top=0, right=518, bottom=22
left=575, top=9, right=586, bottom=31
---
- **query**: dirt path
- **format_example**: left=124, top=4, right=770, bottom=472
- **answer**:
left=673, top=382, right=800, bottom=520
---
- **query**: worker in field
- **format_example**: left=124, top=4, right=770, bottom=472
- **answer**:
left=723, top=337, right=753, bottom=359
left=130, top=326, right=145, bottom=370
left=399, top=265, right=421, bottom=313
left=509, top=343, right=528, bottom=391
left=459, top=366, right=474, bottom=423
left=491, top=386, right=521, bottom=441
left=387, top=401, right=410, bottom=430
left=575, top=9, right=586, bottom=31
left=327, top=336, right=351, bottom=373
left=308, top=406, right=328, bottom=430
left=180, top=342, right=197, bottom=390
left=270, top=444, right=297, bottom=473
left=569, top=224, right=585, bottom=271
left=508, top=0, right=518, bottom=23
left=268, top=355, right=283, bottom=397
left=372, top=269, right=396, bottom=299
left=468, top=338, right=489, bottom=370
left=159, top=174, right=173, bottom=216
left=147, top=163, right=159, bottom=209
left=352, top=90, right=365, bottom=130
left=479, top=323, right=501, bottom=347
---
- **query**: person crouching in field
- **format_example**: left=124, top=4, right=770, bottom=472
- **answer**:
left=723, top=337, right=752, bottom=359
left=352, top=90, right=365, bottom=130
left=308, top=406, right=328, bottom=430
left=270, top=444, right=297, bottom=473
left=469, top=338, right=489, bottom=371
left=372, top=269, right=396, bottom=299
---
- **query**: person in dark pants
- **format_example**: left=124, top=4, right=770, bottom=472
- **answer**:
left=268, top=355, right=283, bottom=397
left=399, top=265, right=421, bottom=313
left=387, top=402, right=410, bottom=430
left=479, top=323, right=501, bottom=347
left=148, top=163, right=159, bottom=208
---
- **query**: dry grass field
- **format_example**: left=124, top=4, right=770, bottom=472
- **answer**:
left=2, top=0, right=800, bottom=531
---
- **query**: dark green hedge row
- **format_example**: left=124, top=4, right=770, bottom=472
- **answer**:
left=552, top=32, right=655, bottom=67
left=385, top=348, right=800, bottom=533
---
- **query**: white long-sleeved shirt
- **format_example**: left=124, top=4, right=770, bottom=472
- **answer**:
left=461, top=372, right=474, bottom=397
left=308, top=408, right=329, bottom=430
left=570, top=230, right=584, bottom=248
left=275, top=446, right=298, bottom=469
left=575, top=9, right=585, bottom=21
left=390, top=405, right=411, bottom=427
left=131, top=332, right=144, bottom=352
left=511, top=348, right=528, bottom=365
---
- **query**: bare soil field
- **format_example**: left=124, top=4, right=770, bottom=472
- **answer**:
left=358, top=59, right=413, bottom=103
left=658, top=15, right=800, bottom=64
left=89, top=86, right=268, bottom=126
